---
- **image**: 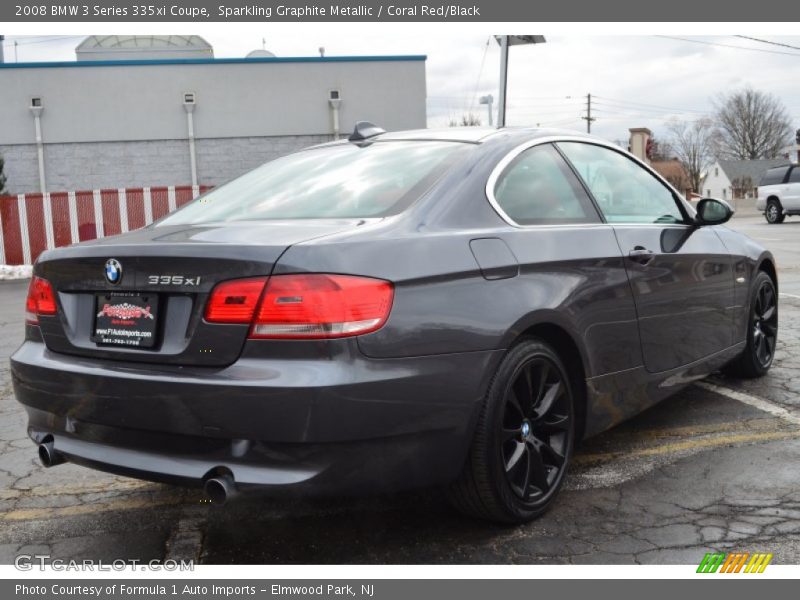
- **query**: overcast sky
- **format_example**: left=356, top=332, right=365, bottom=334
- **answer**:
left=4, top=33, right=800, bottom=144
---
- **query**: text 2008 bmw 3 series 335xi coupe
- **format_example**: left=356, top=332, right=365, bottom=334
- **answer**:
left=11, top=124, right=778, bottom=523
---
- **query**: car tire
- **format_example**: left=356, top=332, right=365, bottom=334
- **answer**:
left=448, top=337, right=575, bottom=524
left=722, top=271, right=778, bottom=378
left=765, top=199, right=786, bottom=224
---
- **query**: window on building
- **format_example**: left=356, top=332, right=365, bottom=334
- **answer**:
left=715, top=167, right=719, bottom=177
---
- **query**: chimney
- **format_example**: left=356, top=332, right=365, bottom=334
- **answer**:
left=628, top=127, right=652, bottom=163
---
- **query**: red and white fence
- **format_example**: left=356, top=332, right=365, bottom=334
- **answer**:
left=0, top=185, right=212, bottom=266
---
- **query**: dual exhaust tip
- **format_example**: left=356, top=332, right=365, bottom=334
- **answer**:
left=203, top=473, right=237, bottom=505
left=38, top=439, right=66, bottom=468
left=37, top=437, right=237, bottom=505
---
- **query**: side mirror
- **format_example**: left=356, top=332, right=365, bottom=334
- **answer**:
left=695, top=198, right=734, bottom=226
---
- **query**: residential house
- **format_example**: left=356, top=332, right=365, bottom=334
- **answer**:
left=702, top=159, right=790, bottom=206
left=651, top=158, right=693, bottom=198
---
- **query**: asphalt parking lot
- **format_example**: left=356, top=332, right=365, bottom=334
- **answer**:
left=1, top=209, right=799, bottom=565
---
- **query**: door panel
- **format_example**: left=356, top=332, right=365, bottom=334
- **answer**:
left=557, top=141, right=735, bottom=373
left=612, top=225, right=734, bottom=372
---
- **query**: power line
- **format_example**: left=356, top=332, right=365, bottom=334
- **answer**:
left=1, top=35, right=83, bottom=47
left=655, top=35, right=800, bottom=57
left=592, top=95, right=709, bottom=115
left=734, top=35, right=800, bottom=51
left=467, top=37, right=491, bottom=116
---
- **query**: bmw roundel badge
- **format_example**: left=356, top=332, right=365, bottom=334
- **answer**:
left=105, top=258, right=123, bottom=285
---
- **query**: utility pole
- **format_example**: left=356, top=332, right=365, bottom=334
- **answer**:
left=796, top=129, right=800, bottom=164
left=582, top=93, right=596, bottom=134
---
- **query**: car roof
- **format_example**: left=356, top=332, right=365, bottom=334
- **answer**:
left=362, top=126, right=599, bottom=144
left=375, top=127, right=499, bottom=142
left=302, top=127, right=608, bottom=156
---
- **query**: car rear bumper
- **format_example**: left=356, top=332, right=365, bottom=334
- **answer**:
left=11, top=340, right=502, bottom=494
left=755, top=198, right=767, bottom=211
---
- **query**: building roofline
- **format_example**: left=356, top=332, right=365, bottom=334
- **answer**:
left=0, top=55, right=427, bottom=70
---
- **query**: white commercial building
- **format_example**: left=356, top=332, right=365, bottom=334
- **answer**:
left=0, top=35, right=427, bottom=195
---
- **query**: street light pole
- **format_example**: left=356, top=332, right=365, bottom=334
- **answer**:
left=479, top=94, right=494, bottom=127
left=494, top=35, right=546, bottom=129
left=497, top=36, right=509, bottom=128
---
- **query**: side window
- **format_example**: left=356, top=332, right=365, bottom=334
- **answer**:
left=557, top=142, right=686, bottom=224
left=789, top=167, right=800, bottom=184
left=760, top=167, right=789, bottom=186
left=493, top=144, right=600, bottom=225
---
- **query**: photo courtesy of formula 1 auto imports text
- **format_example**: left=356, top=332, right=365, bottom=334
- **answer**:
left=1, top=0, right=800, bottom=597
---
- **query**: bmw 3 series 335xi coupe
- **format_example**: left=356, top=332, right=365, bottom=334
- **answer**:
left=12, top=125, right=778, bottom=523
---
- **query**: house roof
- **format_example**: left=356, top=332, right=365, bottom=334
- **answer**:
left=717, top=159, right=791, bottom=184
left=651, top=159, right=690, bottom=184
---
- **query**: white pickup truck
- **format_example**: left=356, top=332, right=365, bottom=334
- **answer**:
left=756, top=164, right=800, bottom=224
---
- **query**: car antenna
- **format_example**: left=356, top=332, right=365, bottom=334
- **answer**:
left=349, top=121, right=386, bottom=142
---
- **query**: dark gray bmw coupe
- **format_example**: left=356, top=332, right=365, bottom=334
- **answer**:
left=12, top=125, right=778, bottom=523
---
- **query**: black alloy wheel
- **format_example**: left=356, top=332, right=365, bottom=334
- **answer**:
left=501, top=357, right=571, bottom=503
left=723, top=271, right=778, bottom=378
left=448, top=338, right=575, bottom=523
left=752, top=277, right=778, bottom=368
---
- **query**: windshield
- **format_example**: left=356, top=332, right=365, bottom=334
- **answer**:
left=157, top=141, right=469, bottom=225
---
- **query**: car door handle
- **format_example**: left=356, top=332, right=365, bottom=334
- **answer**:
left=628, top=247, right=655, bottom=265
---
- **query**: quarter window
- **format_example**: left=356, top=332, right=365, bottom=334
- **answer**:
left=557, top=142, right=685, bottom=224
left=789, top=167, right=800, bottom=183
left=493, top=144, right=600, bottom=225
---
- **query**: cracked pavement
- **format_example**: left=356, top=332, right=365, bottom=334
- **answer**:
left=0, top=211, right=798, bottom=565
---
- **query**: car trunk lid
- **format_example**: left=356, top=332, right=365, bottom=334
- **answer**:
left=33, top=219, right=366, bottom=367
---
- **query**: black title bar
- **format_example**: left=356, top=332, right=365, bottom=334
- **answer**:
left=4, top=0, right=800, bottom=22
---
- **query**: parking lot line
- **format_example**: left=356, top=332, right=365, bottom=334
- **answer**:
left=0, top=492, right=186, bottom=522
left=780, top=292, right=800, bottom=300
left=696, top=381, right=800, bottom=425
left=574, top=429, right=799, bottom=466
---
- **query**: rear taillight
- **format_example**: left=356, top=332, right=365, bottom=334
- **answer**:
left=204, top=274, right=394, bottom=339
left=204, top=277, right=268, bottom=324
left=25, top=276, right=57, bottom=325
left=252, top=274, right=394, bottom=339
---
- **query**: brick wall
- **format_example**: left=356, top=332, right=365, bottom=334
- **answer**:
left=0, top=134, right=332, bottom=195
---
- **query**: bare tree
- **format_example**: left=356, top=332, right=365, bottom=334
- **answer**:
left=646, top=136, right=674, bottom=162
left=665, top=118, right=716, bottom=193
left=730, top=176, right=755, bottom=200
left=713, top=87, right=792, bottom=159
left=449, top=113, right=482, bottom=127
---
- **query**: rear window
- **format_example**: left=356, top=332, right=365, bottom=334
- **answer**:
left=760, top=166, right=790, bottom=186
left=157, top=141, right=469, bottom=224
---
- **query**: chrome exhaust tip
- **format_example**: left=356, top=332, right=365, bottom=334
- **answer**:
left=204, top=473, right=237, bottom=505
left=38, top=440, right=66, bottom=468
